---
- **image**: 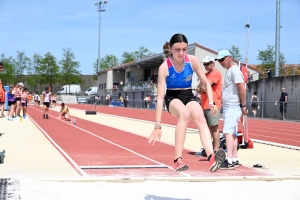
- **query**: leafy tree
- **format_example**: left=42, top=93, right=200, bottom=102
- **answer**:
left=257, top=45, right=285, bottom=65
left=26, top=53, right=43, bottom=91
left=0, top=54, right=17, bottom=85
left=14, top=51, right=31, bottom=82
left=38, top=52, right=60, bottom=89
left=92, top=59, right=99, bottom=80
left=121, top=46, right=155, bottom=64
left=99, top=54, right=119, bottom=70
left=121, top=51, right=135, bottom=64
left=228, top=45, right=242, bottom=61
left=256, top=45, right=286, bottom=77
left=133, top=46, right=155, bottom=60
left=59, top=48, right=83, bottom=88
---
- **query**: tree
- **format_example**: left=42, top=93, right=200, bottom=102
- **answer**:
left=228, top=45, right=242, bottom=61
left=257, top=45, right=285, bottom=65
left=0, top=54, right=17, bottom=85
left=59, top=48, right=83, bottom=89
left=38, top=52, right=61, bottom=89
left=256, top=45, right=286, bottom=77
left=133, top=46, right=155, bottom=60
left=14, top=51, right=31, bottom=83
left=99, top=54, right=119, bottom=70
left=121, top=46, right=155, bottom=64
left=92, top=59, right=99, bottom=80
left=26, top=53, right=43, bottom=91
left=121, top=51, right=135, bottom=64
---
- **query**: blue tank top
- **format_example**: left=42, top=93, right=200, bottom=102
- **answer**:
left=166, top=54, right=193, bottom=89
left=8, top=93, right=15, bottom=102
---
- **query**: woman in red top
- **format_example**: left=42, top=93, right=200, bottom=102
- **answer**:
left=0, top=86, right=5, bottom=118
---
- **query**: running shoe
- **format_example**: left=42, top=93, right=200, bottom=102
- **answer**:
left=209, top=149, right=226, bottom=172
left=232, top=160, right=240, bottom=167
left=240, top=142, right=249, bottom=149
left=219, top=159, right=235, bottom=170
left=195, top=148, right=207, bottom=157
left=174, top=158, right=189, bottom=172
left=73, top=118, right=76, bottom=125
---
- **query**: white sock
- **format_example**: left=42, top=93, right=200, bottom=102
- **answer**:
left=227, top=158, right=232, bottom=164
left=232, top=158, right=238, bottom=162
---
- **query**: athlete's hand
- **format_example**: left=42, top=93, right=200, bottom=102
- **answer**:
left=147, top=129, right=162, bottom=145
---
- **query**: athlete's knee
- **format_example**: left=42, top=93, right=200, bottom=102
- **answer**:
left=180, top=109, right=191, bottom=122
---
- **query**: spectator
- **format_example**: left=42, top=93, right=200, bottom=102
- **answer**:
left=215, top=49, right=247, bottom=170
left=105, top=94, right=110, bottom=106
left=195, top=56, right=222, bottom=155
left=124, top=96, right=129, bottom=107
left=276, top=87, right=288, bottom=120
left=248, top=71, right=253, bottom=82
left=119, top=95, right=124, bottom=107
left=0, top=85, right=5, bottom=118
left=119, top=80, right=123, bottom=91
left=250, top=92, right=259, bottom=118
left=266, top=67, right=273, bottom=78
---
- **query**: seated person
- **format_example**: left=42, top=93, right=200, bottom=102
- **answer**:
left=59, top=102, right=76, bottom=125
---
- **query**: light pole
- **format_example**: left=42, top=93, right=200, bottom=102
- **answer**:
left=94, top=1, right=107, bottom=94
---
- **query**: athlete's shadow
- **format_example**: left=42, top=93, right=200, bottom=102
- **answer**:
left=144, top=194, right=191, bottom=200
left=186, top=151, right=208, bottom=161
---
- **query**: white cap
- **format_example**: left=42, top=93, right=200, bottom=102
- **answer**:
left=18, top=82, right=24, bottom=87
left=202, top=56, right=215, bottom=63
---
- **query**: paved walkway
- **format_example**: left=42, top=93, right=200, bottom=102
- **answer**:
left=1, top=105, right=300, bottom=199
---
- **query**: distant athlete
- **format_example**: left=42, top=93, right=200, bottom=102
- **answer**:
left=42, top=87, right=52, bottom=119
left=59, top=102, right=76, bottom=125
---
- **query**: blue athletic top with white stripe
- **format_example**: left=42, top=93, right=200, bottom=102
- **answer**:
left=166, top=54, right=193, bottom=89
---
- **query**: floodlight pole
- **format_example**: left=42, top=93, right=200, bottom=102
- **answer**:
left=275, top=0, right=280, bottom=77
left=94, top=1, right=107, bottom=94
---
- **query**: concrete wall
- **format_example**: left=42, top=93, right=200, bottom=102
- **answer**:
left=247, top=76, right=300, bottom=120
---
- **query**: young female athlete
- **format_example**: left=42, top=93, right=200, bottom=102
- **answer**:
left=147, top=33, right=226, bottom=172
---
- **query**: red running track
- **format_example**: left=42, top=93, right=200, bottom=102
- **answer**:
left=27, top=106, right=270, bottom=178
left=68, top=104, right=300, bottom=147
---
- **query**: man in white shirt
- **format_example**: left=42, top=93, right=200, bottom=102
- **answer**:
left=215, top=50, right=247, bottom=170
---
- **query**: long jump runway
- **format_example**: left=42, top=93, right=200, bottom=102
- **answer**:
left=27, top=106, right=271, bottom=178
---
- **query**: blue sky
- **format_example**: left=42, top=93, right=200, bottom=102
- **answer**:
left=1, top=0, right=299, bottom=74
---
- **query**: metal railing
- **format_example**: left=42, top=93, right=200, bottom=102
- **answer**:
left=244, top=101, right=300, bottom=121
left=86, top=99, right=300, bottom=120
left=249, top=65, right=300, bottom=82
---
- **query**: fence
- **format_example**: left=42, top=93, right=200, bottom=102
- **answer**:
left=245, top=101, right=300, bottom=121
left=87, top=99, right=158, bottom=109
left=249, top=65, right=300, bottom=82
left=85, top=99, right=300, bottom=121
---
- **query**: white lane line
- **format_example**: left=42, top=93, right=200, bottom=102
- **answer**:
left=27, top=113, right=88, bottom=177
left=30, top=107, right=191, bottom=177
left=72, top=107, right=300, bottom=150
left=80, top=165, right=169, bottom=169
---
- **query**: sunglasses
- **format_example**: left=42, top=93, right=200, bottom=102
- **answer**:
left=203, top=62, right=212, bottom=67
left=218, top=56, right=227, bottom=62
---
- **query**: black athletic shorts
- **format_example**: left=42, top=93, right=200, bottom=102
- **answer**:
left=164, top=89, right=197, bottom=113
left=8, top=101, right=16, bottom=106
left=43, top=102, right=50, bottom=107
